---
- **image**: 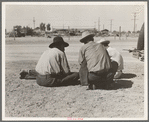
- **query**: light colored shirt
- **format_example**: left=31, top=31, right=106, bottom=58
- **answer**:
left=107, top=47, right=124, bottom=70
left=78, top=41, right=111, bottom=72
left=35, top=48, right=70, bottom=75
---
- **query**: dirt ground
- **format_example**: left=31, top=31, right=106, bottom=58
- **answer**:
left=4, top=36, right=145, bottom=120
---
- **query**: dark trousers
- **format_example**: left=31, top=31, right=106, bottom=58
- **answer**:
left=25, top=70, right=79, bottom=87
left=79, top=60, right=118, bottom=88
left=88, top=61, right=118, bottom=88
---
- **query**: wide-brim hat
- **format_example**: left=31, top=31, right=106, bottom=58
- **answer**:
left=80, top=31, right=95, bottom=43
left=96, top=38, right=110, bottom=44
left=49, top=36, right=69, bottom=48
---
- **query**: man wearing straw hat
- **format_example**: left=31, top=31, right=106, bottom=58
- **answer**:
left=20, top=36, right=79, bottom=87
left=78, top=31, right=116, bottom=90
left=97, top=38, right=124, bottom=79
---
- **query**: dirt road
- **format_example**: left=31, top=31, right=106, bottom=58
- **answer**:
left=4, top=36, right=145, bottom=120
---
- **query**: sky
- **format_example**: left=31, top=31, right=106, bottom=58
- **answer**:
left=4, top=2, right=146, bottom=32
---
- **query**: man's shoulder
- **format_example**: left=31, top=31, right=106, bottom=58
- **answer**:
left=44, top=48, right=63, bottom=56
left=80, top=44, right=85, bottom=51
left=52, top=48, right=65, bottom=58
left=81, top=41, right=95, bottom=49
left=108, top=47, right=118, bottom=52
left=107, top=47, right=121, bottom=56
left=96, top=43, right=103, bottom=47
left=49, top=48, right=61, bottom=53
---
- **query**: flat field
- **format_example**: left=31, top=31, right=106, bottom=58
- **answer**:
left=4, top=36, right=145, bottom=119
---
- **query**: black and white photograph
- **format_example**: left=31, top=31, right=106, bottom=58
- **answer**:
left=2, top=2, right=148, bottom=120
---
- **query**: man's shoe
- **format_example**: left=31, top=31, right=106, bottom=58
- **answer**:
left=20, top=70, right=29, bottom=79
left=87, top=84, right=96, bottom=90
left=92, top=84, right=96, bottom=90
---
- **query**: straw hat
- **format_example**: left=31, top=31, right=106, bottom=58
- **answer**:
left=96, top=38, right=110, bottom=44
left=49, top=36, right=69, bottom=48
left=80, top=31, right=94, bottom=43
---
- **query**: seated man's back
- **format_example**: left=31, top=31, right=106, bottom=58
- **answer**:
left=107, top=47, right=124, bottom=71
left=36, top=48, right=68, bottom=75
left=79, top=41, right=111, bottom=73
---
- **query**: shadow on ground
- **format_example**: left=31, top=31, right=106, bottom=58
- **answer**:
left=119, top=73, right=136, bottom=79
left=109, top=80, right=133, bottom=90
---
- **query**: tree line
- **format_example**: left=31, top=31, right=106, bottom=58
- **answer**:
left=12, top=23, right=51, bottom=37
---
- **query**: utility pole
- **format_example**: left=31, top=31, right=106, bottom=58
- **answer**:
left=68, top=26, right=70, bottom=40
left=110, top=19, right=113, bottom=32
left=133, top=13, right=136, bottom=33
left=33, top=17, right=35, bottom=29
left=98, top=17, right=100, bottom=31
left=94, top=22, right=96, bottom=29
left=63, top=20, right=64, bottom=29
left=119, top=26, right=121, bottom=40
left=13, top=27, right=15, bottom=40
left=132, top=12, right=138, bottom=35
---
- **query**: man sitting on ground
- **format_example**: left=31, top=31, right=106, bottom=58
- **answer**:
left=20, top=36, right=79, bottom=87
left=78, top=31, right=118, bottom=90
left=97, top=38, right=124, bottom=79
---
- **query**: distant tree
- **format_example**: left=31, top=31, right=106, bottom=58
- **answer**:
left=14, top=26, right=33, bottom=36
left=121, top=31, right=126, bottom=34
left=13, top=25, right=22, bottom=37
left=43, top=23, right=46, bottom=31
left=112, top=30, right=117, bottom=34
left=26, top=26, right=33, bottom=35
left=102, top=29, right=109, bottom=32
left=47, top=23, right=51, bottom=31
left=35, top=27, right=40, bottom=30
left=40, top=23, right=42, bottom=30
left=74, top=29, right=77, bottom=32
left=137, top=30, right=140, bottom=33
left=101, top=29, right=109, bottom=35
left=128, top=31, right=131, bottom=33
left=40, top=23, right=46, bottom=31
left=22, top=26, right=27, bottom=35
left=13, top=25, right=22, bottom=32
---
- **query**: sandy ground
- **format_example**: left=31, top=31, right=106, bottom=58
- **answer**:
left=4, top=36, right=145, bottom=119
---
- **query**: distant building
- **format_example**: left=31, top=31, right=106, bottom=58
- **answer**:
left=32, top=27, right=45, bottom=37
left=53, top=28, right=95, bottom=32
left=33, top=27, right=40, bottom=33
left=47, top=27, right=96, bottom=36
left=101, top=29, right=109, bottom=35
